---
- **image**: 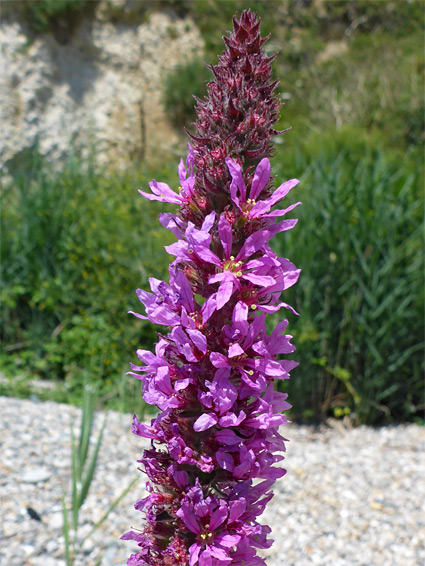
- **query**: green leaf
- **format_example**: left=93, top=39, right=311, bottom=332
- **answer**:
left=78, top=415, right=106, bottom=510
left=70, top=425, right=79, bottom=532
left=61, top=492, right=73, bottom=566
left=78, top=384, right=95, bottom=470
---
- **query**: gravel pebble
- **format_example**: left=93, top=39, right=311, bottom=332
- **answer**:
left=21, top=468, right=52, bottom=484
left=0, top=397, right=424, bottom=566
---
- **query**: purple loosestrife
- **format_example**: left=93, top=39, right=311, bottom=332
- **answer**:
left=123, top=11, right=301, bottom=566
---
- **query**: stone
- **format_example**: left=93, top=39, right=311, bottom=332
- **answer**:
left=21, top=467, right=51, bottom=483
left=1, top=397, right=424, bottom=566
left=32, top=556, right=65, bottom=566
left=0, top=11, right=204, bottom=172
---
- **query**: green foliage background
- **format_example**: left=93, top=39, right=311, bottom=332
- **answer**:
left=1, top=0, right=424, bottom=423
left=271, top=136, right=423, bottom=424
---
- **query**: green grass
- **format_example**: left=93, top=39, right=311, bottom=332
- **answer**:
left=1, top=0, right=424, bottom=424
left=275, top=30, right=424, bottom=152
left=0, top=150, right=176, bottom=415
left=1, top=138, right=423, bottom=424
left=163, top=58, right=212, bottom=128
left=161, top=1, right=424, bottom=155
left=271, top=138, right=424, bottom=424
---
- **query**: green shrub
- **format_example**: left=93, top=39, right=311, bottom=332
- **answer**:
left=5, top=0, right=96, bottom=40
left=1, top=140, right=423, bottom=423
left=163, top=58, right=211, bottom=128
left=28, top=0, right=88, bottom=31
left=161, top=2, right=423, bottom=155
left=275, top=28, right=424, bottom=152
left=271, top=139, right=424, bottom=424
left=318, top=0, right=424, bottom=36
left=0, top=152, right=175, bottom=412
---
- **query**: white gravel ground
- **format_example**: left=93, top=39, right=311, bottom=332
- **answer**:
left=0, top=396, right=424, bottom=566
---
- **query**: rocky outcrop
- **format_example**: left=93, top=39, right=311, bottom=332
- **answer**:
left=0, top=8, right=203, bottom=170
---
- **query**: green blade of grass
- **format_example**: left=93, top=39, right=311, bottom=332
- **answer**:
left=78, top=385, right=95, bottom=470
left=78, top=414, right=106, bottom=510
left=61, top=491, right=72, bottom=566
left=70, top=425, right=79, bottom=533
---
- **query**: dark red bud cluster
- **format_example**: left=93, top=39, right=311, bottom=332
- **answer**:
left=190, top=10, right=282, bottom=202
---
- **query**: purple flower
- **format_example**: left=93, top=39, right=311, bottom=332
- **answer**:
left=176, top=486, right=241, bottom=566
left=226, top=157, right=301, bottom=220
left=124, top=11, right=301, bottom=566
left=197, top=368, right=238, bottom=417
left=188, top=218, right=282, bottom=314
left=139, top=145, right=195, bottom=205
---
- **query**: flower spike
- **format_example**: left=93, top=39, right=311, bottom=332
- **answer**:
left=124, top=10, right=301, bottom=566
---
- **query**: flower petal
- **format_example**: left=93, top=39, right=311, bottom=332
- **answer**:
left=210, top=352, right=229, bottom=368
left=187, top=329, right=207, bottom=354
left=215, top=429, right=241, bottom=445
left=218, top=410, right=246, bottom=427
left=209, top=504, right=228, bottom=530
left=228, top=343, right=245, bottom=358
left=232, top=301, right=249, bottom=334
left=139, top=180, right=182, bottom=204
left=225, top=157, right=245, bottom=204
left=264, top=201, right=302, bottom=217
left=202, top=211, right=216, bottom=232
left=257, top=302, right=299, bottom=316
left=218, top=216, right=233, bottom=259
left=194, top=246, right=222, bottom=267
left=216, top=275, right=234, bottom=310
left=215, top=533, right=241, bottom=547
left=177, top=509, right=201, bottom=535
left=189, top=542, right=201, bottom=566
left=250, top=158, right=271, bottom=200
left=194, top=413, right=218, bottom=431
left=228, top=499, right=246, bottom=523
left=216, top=451, right=235, bottom=471
left=127, top=310, right=148, bottom=320
left=242, top=273, right=275, bottom=287
left=201, top=295, right=217, bottom=323
left=237, top=230, right=269, bottom=259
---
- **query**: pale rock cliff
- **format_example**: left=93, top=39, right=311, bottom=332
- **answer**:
left=0, top=9, right=203, bottom=170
